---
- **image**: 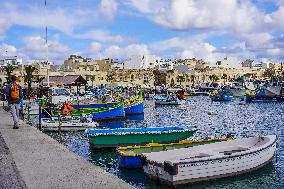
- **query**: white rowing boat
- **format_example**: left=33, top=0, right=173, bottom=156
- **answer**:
left=142, top=135, right=277, bottom=185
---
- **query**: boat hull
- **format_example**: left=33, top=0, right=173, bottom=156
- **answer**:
left=211, top=95, right=233, bottom=102
left=88, top=130, right=196, bottom=148
left=155, top=101, right=180, bottom=105
left=245, top=95, right=284, bottom=103
left=91, top=105, right=125, bottom=121
left=229, top=88, right=246, bottom=97
left=118, top=138, right=231, bottom=169
left=41, top=104, right=125, bottom=122
left=143, top=135, right=276, bottom=186
left=124, top=100, right=144, bottom=115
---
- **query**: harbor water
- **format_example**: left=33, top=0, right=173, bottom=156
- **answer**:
left=45, top=96, right=284, bottom=189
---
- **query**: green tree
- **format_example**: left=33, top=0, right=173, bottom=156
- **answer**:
left=106, top=72, right=115, bottom=83
left=190, top=74, right=196, bottom=88
left=263, top=68, right=275, bottom=81
left=4, top=64, right=16, bottom=82
left=24, top=65, right=37, bottom=98
left=209, top=74, right=219, bottom=83
left=176, top=75, right=185, bottom=87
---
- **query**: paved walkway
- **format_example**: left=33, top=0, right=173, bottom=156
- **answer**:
left=0, top=108, right=133, bottom=189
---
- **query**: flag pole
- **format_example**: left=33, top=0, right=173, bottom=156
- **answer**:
left=45, top=0, right=50, bottom=87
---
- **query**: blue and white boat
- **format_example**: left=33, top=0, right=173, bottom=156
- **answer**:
left=210, top=86, right=233, bottom=102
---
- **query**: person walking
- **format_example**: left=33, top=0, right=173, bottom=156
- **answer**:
left=5, top=75, right=23, bottom=129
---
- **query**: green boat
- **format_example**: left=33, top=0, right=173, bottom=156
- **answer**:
left=117, top=138, right=231, bottom=168
left=85, top=126, right=197, bottom=148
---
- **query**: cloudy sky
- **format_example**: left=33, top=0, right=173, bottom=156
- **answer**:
left=1, top=0, right=284, bottom=64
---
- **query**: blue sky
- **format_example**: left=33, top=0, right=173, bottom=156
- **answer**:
left=1, top=0, right=284, bottom=64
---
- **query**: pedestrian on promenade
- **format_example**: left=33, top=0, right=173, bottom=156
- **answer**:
left=5, top=75, right=23, bottom=129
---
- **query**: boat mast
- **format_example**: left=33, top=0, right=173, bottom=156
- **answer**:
left=45, top=0, right=50, bottom=87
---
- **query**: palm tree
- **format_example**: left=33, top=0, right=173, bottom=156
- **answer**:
left=209, top=74, right=219, bottom=83
left=221, top=73, right=228, bottom=84
left=4, top=64, right=16, bottom=82
left=190, top=74, right=196, bottom=88
left=24, top=65, right=37, bottom=98
left=90, top=75, right=96, bottom=88
left=106, top=72, right=114, bottom=83
left=176, top=75, right=185, bottom=87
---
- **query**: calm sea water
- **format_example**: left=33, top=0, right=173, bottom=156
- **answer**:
left=46, top=96, right=284, bottom=189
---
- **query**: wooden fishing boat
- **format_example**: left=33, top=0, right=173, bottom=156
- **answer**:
left=117, top=138, right=231, bottom=168
left=211, top=95, right=233, bottom=102
left=124, top=97, right=144, bottom=115
left=245, top=87, right=284, bottom=103
left=210, top=87, right=233, bottom=102
left=154, top=96, right=180, bottom=105
left=48, top=96, right=144, bottom=115
left=41, top=102, right=125, bottom=122
left=142, top=135, right=277, bottom=186
left=85, top=126, right=197, bottom=148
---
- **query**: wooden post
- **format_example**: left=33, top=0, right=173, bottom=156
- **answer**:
left=38, top=104, right=42, bottom=130
left=58, top=114, right=61, bottom=132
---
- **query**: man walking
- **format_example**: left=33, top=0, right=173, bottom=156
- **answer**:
left=5, top=75, right=23, bottom=129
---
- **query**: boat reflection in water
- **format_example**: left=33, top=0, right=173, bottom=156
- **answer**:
left=98, top=114, right=144, bottom=129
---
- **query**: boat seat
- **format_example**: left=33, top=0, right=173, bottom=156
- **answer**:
left=219, top=146, right=248, bottom=155
left=178, top=153, right=211, bottom=161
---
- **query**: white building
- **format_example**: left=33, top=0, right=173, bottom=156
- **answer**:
left=141, top=55, right=156, bottom=69
left=0, top=56, right=22, bottom=67
left=157, top=58, right=175, bottom=71
left=124, top=54, right=157, bottom=69
left=261, top=62, right=270, bottom=69
left=216, top=57, right=241, bottom=69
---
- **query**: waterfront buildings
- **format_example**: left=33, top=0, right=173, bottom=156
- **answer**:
left=0, top=54, right=283, bottom=89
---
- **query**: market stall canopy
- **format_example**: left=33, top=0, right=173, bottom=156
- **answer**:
left=42, top=75, right=87, bottom=86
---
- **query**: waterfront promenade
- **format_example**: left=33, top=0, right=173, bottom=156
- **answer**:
left=0, top=107, right=133, bottom=189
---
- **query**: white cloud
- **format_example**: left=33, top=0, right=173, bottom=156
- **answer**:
left=128, top=0, right=267, bottom=34
left=125, top=0, right=164, bottom=14
left=243, top=32, right=273, bottom=49
left=266, top=48, right=282, bottom=56
left=89, top=42, right=103, bottom=52
left=20, top=36, right=73, bottom=64
left=86, top=43, right=149, bottom=60
left=149, top=36, right=224, bottom=62
left=0, top=2, right=98, bottom=38
left=0, top=14, right=11, bottom=39
left=99, top=0, right=117, bottom=20
left=0, top=43, right=17, bottom=55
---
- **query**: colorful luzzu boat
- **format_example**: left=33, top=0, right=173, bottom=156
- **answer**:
left=117, top=138, right=231, bottom=168
left=48, top=96, right=144, bottom=115
left=245, top=87, right=284, bottom=103
left=41, top=102, right=125, bottom=122
left=124, top=97, right=144, bottom=115
left=85, top=126, right=197, bottom=148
